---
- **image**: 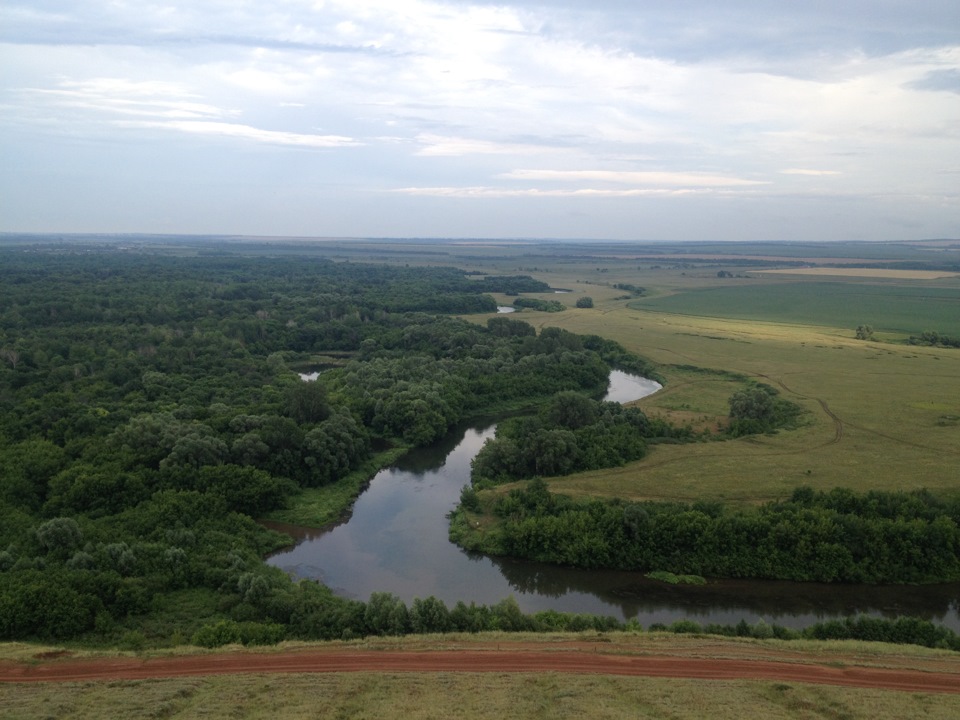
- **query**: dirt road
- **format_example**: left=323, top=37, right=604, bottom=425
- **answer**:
left=3, top=646, right=959, bottom=694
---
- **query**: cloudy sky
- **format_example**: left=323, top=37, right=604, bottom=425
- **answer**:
left=1, top=1, right=958, bottom=241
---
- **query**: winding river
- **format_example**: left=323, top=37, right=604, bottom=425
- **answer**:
left=267, top=371, right=960, bottom=630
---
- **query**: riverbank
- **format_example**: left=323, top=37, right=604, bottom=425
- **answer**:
left=261, top=447, right=410, bottom=529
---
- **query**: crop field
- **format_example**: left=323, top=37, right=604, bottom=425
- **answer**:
left=756, top=268, right=960, bottom=280
left=630, top=282, right=960, bottom=336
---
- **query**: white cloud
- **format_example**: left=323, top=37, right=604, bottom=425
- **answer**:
left=501, top=169, right=768, bottom=187
left=780, top=169, right=842, bottom=176
left=1, top=1, right=958, bottom=238
left=415, top=134, right=556, bottom=156
left=394, top=186, right=722, bottom=198
left=117, top=120, right=360, bottom=148
left=18, top=78, right=228, bottom=120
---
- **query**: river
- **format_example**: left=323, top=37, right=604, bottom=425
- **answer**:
left=267, top=371, right=960, bottom=630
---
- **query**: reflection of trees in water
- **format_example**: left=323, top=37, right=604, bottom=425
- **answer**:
left=488, top=555, right=960, bottom=627
left=393, top=421, right=496, bottom=474
left=260, top=520, right=331, bottom=548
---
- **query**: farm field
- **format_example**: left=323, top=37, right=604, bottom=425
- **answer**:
left=630, top=282, right=960, bottom=336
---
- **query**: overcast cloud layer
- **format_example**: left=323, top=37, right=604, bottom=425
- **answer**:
left=1, top=1, right=958, bottom=240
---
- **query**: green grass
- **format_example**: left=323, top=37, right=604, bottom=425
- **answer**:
left=631, top=281, right=960, bottom=336
left=645, top=571, right=707, bottom=585
left=262, top=447, right=409, bottom=527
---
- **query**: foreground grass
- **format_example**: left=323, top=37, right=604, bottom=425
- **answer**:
left=8, top=674, right=960, bottom=719
left=3, top=635, right=959, bottom=720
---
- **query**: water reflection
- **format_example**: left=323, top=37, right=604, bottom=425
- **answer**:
left=266, top=373, right=960, bottom=630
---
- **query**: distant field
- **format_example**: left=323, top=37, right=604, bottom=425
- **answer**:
left=630, top=282, right=960, bottom=335
left=757, top=268, right=960, bottom=280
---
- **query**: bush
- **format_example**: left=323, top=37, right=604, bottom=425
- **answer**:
left=191, top=620, right=286, bottom=647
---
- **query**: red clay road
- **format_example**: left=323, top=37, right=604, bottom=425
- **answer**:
left=2, top=649, right=959, bottom=694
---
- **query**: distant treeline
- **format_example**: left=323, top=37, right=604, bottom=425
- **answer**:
left=451, top=484, right=960, bottom=584
left=909, top=331, right=960, bottom=348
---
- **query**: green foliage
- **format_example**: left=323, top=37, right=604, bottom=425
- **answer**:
left=645, top=571, right=706, bottom=585
left=285, top=381, right=331, bottom=424
left=512, top=298, right=566, bottom=312
left=909, top=330, right=960, bottom=348
left=575, top=296, right=594, bottom=308
left=803, top=615, right=960, bottom=650
left=727, top=383, right=804, bottom=437
left=855, top=324, right=875, bottom=340
left=472, top=394, right=688, bottom=484
left=191, top=620, right=286, bottom=648
left=0, top=249, right=644, bottom=644
left=458, top=484, right=960, bottom=584
left=612, top=283, right=645, bottom=296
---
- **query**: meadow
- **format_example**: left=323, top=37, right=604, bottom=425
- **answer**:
left=448, top=244, right=960, bottom=505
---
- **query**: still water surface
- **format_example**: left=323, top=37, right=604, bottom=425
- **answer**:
left=267, top=371, right=960, bottom=629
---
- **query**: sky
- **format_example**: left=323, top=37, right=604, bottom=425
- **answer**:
left=1, top=1, right=958, bottom=241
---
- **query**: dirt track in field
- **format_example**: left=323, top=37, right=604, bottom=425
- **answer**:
left=3, top=646, right=959, bottom=694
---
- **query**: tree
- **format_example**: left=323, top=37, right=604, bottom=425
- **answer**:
left=575, top=296, right=594, bottom=308
left=286, top=380, right=331, bottom=424
left=35, top=517, right=82, bottom=555
left=410, top=596, right=452, bottom=633
left=855, top=324, right=874, bottom=340
left=543, top=391, right=597, bottom=430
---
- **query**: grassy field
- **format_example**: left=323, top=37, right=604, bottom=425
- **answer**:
left=455, top=248, right=960, bottom=505
left=4, top=635, right=960, bottom=719
left=9, top=673, right=960, bottom=719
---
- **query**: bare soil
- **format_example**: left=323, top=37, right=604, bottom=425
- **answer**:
left=3, top=643, right=959, bottom=694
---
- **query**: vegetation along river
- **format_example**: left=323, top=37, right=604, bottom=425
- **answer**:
left=268, top=371, right=960, bottom=630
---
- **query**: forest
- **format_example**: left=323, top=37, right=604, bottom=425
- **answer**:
left=0, top=247, right=649, bottom=643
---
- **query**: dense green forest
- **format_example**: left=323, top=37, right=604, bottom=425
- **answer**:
left=0, top=248, right=647, bottom=643
left=451, top=482, right=960, bottom=584
left=470, top=392, right=691, bottom=485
